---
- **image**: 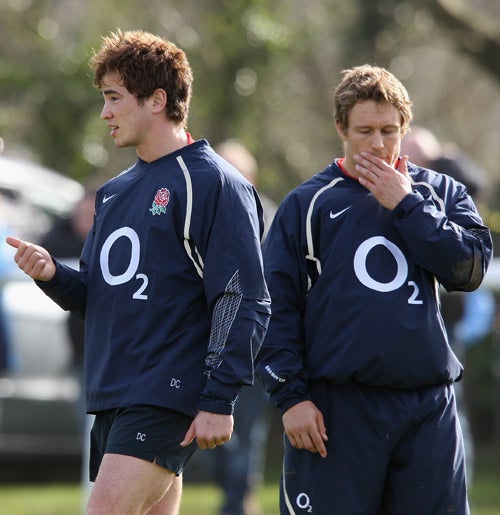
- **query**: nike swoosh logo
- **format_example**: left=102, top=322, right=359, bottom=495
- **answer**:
left=329, top=206, right=351, bottom=219
left=103, top=194, right=117, bottom=203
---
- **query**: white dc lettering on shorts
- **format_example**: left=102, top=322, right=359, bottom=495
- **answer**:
left=296, top=492, right=312, bottom=512
left=136, top=432, right=147, bottom=442
left=170, top=378, right=181, bottom=388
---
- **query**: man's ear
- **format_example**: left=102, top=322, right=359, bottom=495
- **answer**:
left=151, top=88, right=167, bottom=113
left=335, top=122, right=347, bottom=141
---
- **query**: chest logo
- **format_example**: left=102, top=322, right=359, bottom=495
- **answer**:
left=329, top=206, right=351, bottom=220
left=103, top=193, right=117, bottom=203
left=149, top=187, right=170, bottom=215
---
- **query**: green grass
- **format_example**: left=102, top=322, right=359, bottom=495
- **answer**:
left=0, top=483, right=278, bottom=515
left=468, top=468, right=500, bottom=515
left=0, top=484, right=82, bottom=515
left=0, top=473, right=498, bottom=515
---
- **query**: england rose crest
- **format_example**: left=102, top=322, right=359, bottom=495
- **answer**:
left=149, top=187, right=170, bottom=215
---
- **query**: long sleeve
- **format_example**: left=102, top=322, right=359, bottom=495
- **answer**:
left=256, top=197, right=311, bottom=413
left=192, top=174, right=271, bottom=414
left=393, top=172, right=492, bottom=292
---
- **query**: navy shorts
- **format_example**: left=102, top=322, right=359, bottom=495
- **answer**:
left=89, top=404, right=197, bottom=482
left=280, top=383, right=469, bottom=515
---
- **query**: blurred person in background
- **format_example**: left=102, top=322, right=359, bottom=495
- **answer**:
left=401, top=126, right=496, bottom=486
left=40, top=187, right=96, bottom=261
left=213, top=139, right=276, bottom=515
left=216, top=140, right=277, bottom=241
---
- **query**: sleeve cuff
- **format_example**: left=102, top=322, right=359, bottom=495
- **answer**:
left=393, top=191, right=424, bottom=219
left=277, top=394, right=312, bottom=415
left=197, top=393, right=236, bottom=415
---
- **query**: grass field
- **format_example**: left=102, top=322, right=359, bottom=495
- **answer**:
left=0, top=470, right=499, bottom=515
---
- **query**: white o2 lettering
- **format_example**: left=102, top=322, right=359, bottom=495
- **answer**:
left=100, top=226, right=149, bottom=300
left=354, top=236, right=407, bottom=292
left=100, top=227, right=140, bottom=285
left=133, top=273, right=149, bottom=300
left=353, top=236, right=422, bottom=305
left=296, top=493, right=312, bottom=512
left=407, top=280, right=423, bottom=305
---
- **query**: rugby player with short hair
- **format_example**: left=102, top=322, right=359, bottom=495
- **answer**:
left=257, top=64, right=491, bottom=514
left=7, top=29, right=270, bottom=514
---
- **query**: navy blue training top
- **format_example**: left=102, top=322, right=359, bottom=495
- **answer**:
left=38, top=140, right=271, bottom=417
left=256, top=160, right=492, bottom=413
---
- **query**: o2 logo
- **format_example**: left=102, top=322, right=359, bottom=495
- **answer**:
left=99, top=226, right=149, bottom=300
left=353, top=236, right=423, bottom=305
left=296, top=492, right=312, bottom=512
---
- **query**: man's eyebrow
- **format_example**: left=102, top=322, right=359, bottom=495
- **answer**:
left=353, top=123, right=400, bottom=129
left=101, top=88, right=121, bottom=96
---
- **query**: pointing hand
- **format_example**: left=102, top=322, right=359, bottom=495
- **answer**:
left=5, top=236, right=56, bottom=281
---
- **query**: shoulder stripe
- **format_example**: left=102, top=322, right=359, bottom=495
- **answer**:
left=411, top=179, right=446, bottom=212
left=176, top=156, right=204, bottom=278
left=305, top=177, right=344, bottom=290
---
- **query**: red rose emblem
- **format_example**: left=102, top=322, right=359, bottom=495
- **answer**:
left=154, top=188, right=170, bottom=207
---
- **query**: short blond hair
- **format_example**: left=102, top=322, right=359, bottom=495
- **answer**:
left=334, top=64, right=413, bottom=134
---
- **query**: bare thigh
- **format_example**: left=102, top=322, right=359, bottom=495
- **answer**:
left=87, top=453, right=178, bottom=515
left=147, top=475, right=183, bottom=515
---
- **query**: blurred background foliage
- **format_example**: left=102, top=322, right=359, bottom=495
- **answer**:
left=1, top=0, right=499, bottom=205
left=0, top=0, right=499, bottom=466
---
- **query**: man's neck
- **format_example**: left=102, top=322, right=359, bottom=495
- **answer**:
left=137, top=124, right=189, bottom=163
left=338, top=157, right=361, bottom=180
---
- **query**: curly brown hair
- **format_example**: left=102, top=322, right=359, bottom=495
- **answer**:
left=89, top=29, right=193, bottom=125
left=334, top=64, right=413, bottom=135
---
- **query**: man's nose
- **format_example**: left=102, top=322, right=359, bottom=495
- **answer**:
left=100, top=104, right=111, bottom=120
left=371, top=131, right=384, bottom=149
